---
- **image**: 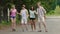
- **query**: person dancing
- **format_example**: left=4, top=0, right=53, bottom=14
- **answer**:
left=37, top=2, right=48, bottom=32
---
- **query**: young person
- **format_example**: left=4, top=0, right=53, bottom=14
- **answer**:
left=37, top=2, right=47, bottom=32
left=10, top=5, right=17, bottom=31
left=29, top=6, right=36, bottom=31
left=19, top=4, right=29, bottom=32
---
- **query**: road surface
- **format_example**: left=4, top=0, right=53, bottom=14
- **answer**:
left=0, top=16, right=60, bottom=34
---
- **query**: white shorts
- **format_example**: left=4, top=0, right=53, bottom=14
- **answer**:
left=38, top=16, right=45, bottom=23
left=21, top=18, right=27, bottom=24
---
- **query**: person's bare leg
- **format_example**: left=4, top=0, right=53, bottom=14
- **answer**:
left=24, top=24, right=28, bottom=31
left=11, top=18, right=16, bottom=31
left=21, top=24, right=25, bottom=32
left=33, top=20, right=36, bottom=30
left=31, top=23, right=34, bottom=31
left=21, top=19, right=25, bottom=32
left=24, top=19, right=28, bottom=31
left=42, top=21, right=47, bottom=32
left=13, top=18, right=16, bottom=29
left=30, top=20, right=34, bottom=31
left=42, top=18, right=47, bottom=32
left=11, top=18, right=13, bottom=29
left=38, top=18, right=42, bottom=32
left=38, top=22, right=42, bottom=32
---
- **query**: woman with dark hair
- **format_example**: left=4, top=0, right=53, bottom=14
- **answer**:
left=29, top=6, right=37, bottom=31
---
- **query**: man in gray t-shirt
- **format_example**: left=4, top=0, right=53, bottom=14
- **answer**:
left=37, top=2, right=47, bottom=32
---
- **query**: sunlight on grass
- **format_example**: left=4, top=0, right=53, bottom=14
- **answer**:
left=47, top=5, right=60, bottom=16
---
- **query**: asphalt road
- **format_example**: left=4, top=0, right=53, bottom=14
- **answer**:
left=0, top=16, right=60, bottom=34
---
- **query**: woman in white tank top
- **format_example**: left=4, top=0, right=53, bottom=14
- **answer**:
left=19, top=4, right=29, bottom=32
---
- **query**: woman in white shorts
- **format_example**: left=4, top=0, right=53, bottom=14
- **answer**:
left=19, top=4, right=29, bottom=32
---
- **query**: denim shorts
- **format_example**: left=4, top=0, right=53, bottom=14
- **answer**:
left=10, top=16, right=16, bottom=19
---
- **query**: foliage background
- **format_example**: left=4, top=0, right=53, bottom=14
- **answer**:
left=0, top=0, right=60, bottom=25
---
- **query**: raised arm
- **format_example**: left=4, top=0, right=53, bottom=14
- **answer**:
left=42, top=7, right=46, bottom=14
left=42, top=7, right=46, bottom=19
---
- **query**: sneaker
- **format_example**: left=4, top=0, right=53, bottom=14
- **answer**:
left=38, top=30, right=42, bottom=32
left=12, top=29, right=16, bottom=31
left=22, top=29, right=24, bottom=32
left=45, top=30, right=48, bottom=32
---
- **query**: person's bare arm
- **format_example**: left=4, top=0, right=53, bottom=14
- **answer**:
left=19, top=10, right=22, bottom=15
left=42, top=7, right=46, bottom=15
left=26, top=10, right=29, bottom=17
left=16, top=11, right=19, bottom=14
left=42, top=7, right=46, bottom=19
left=15, top=9, right=19, bottom=15
left=34, top=10, right=38, bottom=15
left=36, top=9, right=38, bottom=15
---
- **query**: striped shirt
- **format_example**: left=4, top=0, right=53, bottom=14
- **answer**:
left=37, top=6, right=46, bottom=17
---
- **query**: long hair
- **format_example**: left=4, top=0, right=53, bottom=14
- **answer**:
left=30, top=6, right=35, bottom=11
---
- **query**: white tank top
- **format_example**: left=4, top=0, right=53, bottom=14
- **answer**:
left=21, top=9, right=27, bottom=18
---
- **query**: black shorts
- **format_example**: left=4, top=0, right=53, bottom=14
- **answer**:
left=30, top=18, right=35, bottom=20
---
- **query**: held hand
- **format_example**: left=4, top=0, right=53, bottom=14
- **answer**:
left=44, top=15, right=46, bottom=19
left=28, top=15, right=29, bottom=17
left=35, top=11, right=38, bottom=15
left=27, top=14, right=29, bottom=18
left=18, top=13, right=21, bottom=15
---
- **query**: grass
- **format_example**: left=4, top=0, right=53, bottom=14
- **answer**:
left=0, top=20, right=20, bottom=30
left=46, top=5, right=60, bottom=16
left=0, top=21, right=11, bottom=29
